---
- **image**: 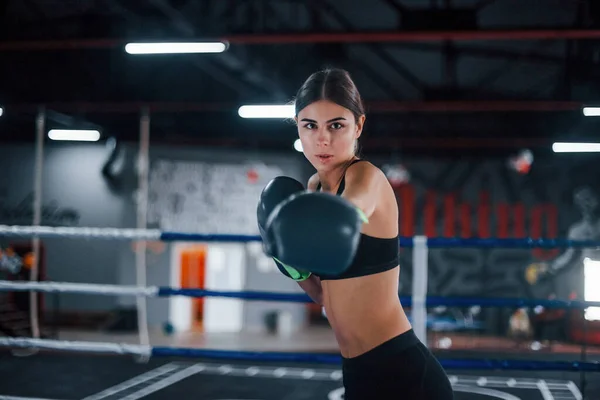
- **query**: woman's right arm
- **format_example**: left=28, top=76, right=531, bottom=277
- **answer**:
left=297, top=274, right=323, bottom=305
left=298, top=173, right=324, bottom=305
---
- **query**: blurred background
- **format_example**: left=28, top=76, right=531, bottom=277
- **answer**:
left=1, top=0, right=600, bottom=357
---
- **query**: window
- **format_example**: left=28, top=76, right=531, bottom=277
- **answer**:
left=584, top=258, right=600, bottom=321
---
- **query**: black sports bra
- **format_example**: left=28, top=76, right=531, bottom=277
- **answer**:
left=315, top=159, right=399, bottom=280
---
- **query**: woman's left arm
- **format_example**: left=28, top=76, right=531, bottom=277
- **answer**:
left=341, top=162, right=385, bottom=220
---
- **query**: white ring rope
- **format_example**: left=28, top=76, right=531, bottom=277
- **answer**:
left=0, top=337, right=150, bottom=356
left=0, top=280, right=159, bottom=297
left=0, top=225, right=162, bottom=240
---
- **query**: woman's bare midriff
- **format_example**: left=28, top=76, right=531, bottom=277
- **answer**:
left=321, top=267, right=412, bottom=358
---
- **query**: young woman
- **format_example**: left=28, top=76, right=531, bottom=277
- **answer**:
left=291, top=68, right=453, bottom=399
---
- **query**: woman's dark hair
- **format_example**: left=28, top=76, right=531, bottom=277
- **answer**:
left=294, top=68, right=365, bottom=122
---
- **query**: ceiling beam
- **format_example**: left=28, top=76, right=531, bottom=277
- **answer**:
left=4, top=28, right=600, bottom=52
left=2, top=100, right=585, bottom=114
left=145, top=0, right=285, bottom=98
left=315, top=0, right=426, bottom=97
left=222, top=29, right=600, bottom=44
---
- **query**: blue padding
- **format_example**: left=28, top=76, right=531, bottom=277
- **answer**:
left=422, top=296, right=600, bottom=309
left=405, top=237, right=600, bottom=248
left=158, top=288, right=600, bottom=309
left=158, top=288, right=311, bottom=303
left=440, top=359, right=600, bottom=372
left=151, top=346, right=600, bottom=371
left=152, top=347, right=342, bottom=364
left=159, top=231, right=600, bottom=248
left=160, top=232, right=261, bottom=242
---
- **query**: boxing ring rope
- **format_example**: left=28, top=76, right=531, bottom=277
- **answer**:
left=1, top=224, right=600, bottom=373
left=1, top=280, right=600, bottom=308
left=0, top=279, right=599, bottom=371
left=1, top=336, right=599, bottom=372
left=4, top=224, right=599, bottom=348
left=3, top=224, right=600, bottom=247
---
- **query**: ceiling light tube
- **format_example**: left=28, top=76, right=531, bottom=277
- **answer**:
left=125, top=42, right=228, bottom=55
left=552, top=142, right=600, bottom=153
left=48, top=129, right=101, bottom=142
left=238, top=105, right=295, bottom=119
left=582, top=107, right=600, bottom=117
left=294, top=139, right=303, bottom=152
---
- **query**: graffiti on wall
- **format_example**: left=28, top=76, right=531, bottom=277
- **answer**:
left=385, top=159, right=597, bottom=303
left=0, top=192, right=80, bottom=226
left=147, top=159, right=285, bottom=235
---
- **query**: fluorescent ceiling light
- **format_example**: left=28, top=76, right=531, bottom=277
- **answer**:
left=0, top=107, right=3, bottom=117
left=48, top=129, right=101, bottom=142
left=294, top=139, right=303, bottom=152
left=125, top=42, right=227, bottom=55
left=582, top=107, right=600, bottom=116
left=238, top=105, right=295, bottom=119
left=552, top=142, right=600, bottom=153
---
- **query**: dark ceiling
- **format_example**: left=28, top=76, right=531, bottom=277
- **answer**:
left=2, top=0, right=600, bottom=157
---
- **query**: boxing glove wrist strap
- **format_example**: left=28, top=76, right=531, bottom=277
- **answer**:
left=355, top=207, right=369, bottom=223
left=273, top=256, right=311, bottom=281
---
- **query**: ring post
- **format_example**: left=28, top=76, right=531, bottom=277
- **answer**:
left=412, top=235, right=428, bottom=345
left=30, top=106, right=46, bottom=344
left=135, top=106, right=151, bottom=363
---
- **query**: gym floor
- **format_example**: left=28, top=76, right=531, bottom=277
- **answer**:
left=0, top=351, right=598, bottom=400
left=0, top=328, right=598, bottom=400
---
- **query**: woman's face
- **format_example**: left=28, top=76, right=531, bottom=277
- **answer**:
left=296, top=100, right=365, bottom=172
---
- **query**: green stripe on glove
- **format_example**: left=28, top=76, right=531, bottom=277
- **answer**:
left=355, top=207, right=369, bottom=223
left=273, top=257, right=311, bottom=281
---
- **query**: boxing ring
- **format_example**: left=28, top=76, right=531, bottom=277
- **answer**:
left=0, top=105, right=599, bottom=398
left=0, top=225, right=599, bottom=400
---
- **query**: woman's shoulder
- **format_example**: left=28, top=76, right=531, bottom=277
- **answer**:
left=345, top=159, right=386, bottom=185
left=345, top=160, right=397, bottom=208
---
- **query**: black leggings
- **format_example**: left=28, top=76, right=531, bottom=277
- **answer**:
left=342, top=329, right=454, bottom=399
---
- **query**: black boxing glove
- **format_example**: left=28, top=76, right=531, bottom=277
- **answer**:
left=265, top=191, right=366, bottom=277
left=257, top=176, right=311, bottom=281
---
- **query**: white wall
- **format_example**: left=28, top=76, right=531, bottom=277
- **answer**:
left=0, top=141, right=313, bottom=334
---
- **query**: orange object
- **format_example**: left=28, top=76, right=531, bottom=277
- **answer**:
left=22, top=253, right=35, bottom=269
left=180, top=246, right=207, bottom=330
left=247, top=169, right=259, bottom=183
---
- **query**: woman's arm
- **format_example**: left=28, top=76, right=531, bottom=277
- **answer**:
left=294, top=174, right=324, bottom=305
left=297, top=274, right=323, bottom=305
